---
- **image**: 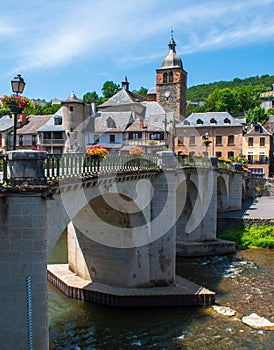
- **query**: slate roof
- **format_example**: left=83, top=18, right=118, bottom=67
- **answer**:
left=37, top=108, right=65, bottom=132
left=99, top=88, right=146, bottom=108
left=176, top=112, right=246, bottom=128
left=94, top=111, right=133, bottom=132
left=17, top=115, right=52, bottom=135
left=245, top=123, right=271, bottom=136
left=0, top=115, right=13, bottom=132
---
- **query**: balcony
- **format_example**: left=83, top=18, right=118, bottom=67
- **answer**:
left=123, top=139, right=166, bottom=146
left=40, top=139, right=65, bottom=145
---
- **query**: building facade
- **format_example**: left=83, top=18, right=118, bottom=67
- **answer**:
left=175, top=112, right=245, bottom=159
left=243, top=123, right=272, bottom=177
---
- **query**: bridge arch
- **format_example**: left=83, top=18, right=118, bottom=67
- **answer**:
left=176, top=179, right=202, bottom=241
left=217, top=175, right=229, bottom=210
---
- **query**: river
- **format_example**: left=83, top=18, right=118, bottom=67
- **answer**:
left=48, top=234, right=273, bottom=349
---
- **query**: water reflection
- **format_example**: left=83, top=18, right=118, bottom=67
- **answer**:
left=48, top=235, right=274, bottom=349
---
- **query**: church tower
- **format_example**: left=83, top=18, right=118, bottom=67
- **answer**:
left=156, top=34, right=187, bottom=120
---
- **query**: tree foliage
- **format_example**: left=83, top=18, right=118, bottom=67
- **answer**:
left=33, top=103, right=61, bottom=115
left=101, top=81, right=120, bottom=99
left=187, top=74, right=273, bottom=102
left=132, top=87, right=148, bottom=97
left=83, top=91, right=99, bottom=104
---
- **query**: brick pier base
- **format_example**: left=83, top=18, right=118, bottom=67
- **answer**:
left=48, top=264, right=215, bottom=307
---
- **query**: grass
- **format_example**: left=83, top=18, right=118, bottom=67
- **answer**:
left=217, top=225, right=274, bottom=249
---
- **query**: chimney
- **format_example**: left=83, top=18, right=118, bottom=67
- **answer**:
left=91, top=103, right=96, bottom=116
left=121, top=76, right=129, bottom=91
left=19, top=113, right=27, bottom=126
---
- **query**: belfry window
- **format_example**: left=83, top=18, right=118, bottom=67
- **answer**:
left=163, top=73, right=168, bottom=83
left=169, top=72, right=173, bottom=82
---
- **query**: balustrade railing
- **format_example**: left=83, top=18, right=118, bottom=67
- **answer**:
left=0, top=152, right=245, bottom=184
left=45, top=153, right=159, bottom=180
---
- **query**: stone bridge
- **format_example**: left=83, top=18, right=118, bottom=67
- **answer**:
left=0, top=151, right=244, bottom=349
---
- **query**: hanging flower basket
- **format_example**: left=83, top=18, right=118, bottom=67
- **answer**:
left=0, top=95, right=28, bottom=113
left=86, top=145, right=109, bottom=160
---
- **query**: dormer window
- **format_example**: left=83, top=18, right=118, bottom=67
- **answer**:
left=196, top=119, right=203, bottom=125
left=224, top=118, right=231, bottom=124
left=183, top=120, right=190, bottom=125
left=210, top=118, right=217, bottom=124
left=254, top=124, right=262, bottom=133
left=107, top=117, right=116, bottom=128
left=54, top=115, right=62, bottom=125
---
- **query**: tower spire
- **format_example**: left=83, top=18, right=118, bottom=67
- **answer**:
left=168, top=29, right=176, bottom=52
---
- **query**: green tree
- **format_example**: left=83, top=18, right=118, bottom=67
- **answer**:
left=204, top=89, right=221, bottom=111
left=101, top=81, right=120, bottom=99
left=232, top=85, right=259, bottom=113
left=247, top=106, right=268, bottom=125
left=83, top=91, right=99, bottom=104
left=215, top=88, right=238, bottom=113
left=133, top=87, right=148, bottom=97
left=33, top=102, right=61, bottom=115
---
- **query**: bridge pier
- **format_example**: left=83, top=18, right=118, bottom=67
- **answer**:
left=0, top=151, right=49, bottom=350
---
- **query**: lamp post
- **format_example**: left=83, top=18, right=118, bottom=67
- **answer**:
left=11, top=74, right=26, bottom=150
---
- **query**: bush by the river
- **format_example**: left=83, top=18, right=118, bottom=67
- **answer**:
left=218, top=225, right=274, bottom=249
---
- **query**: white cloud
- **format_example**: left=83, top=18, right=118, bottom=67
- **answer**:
left=4, top=0, right=274, bottom=74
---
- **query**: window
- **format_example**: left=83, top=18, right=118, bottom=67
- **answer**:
left=178, top=136, right=184, bottom=145
left=69, top=106, right=73, bottom=112
left=248, top=152, right=254, bottom=164
left=163, top=73, right=168, bottom=83
left=129, top=132, right=142, bottom=140
left=196, top=119, right=203, bottom=125
left=53, top=132, right=63, bottom=139
left=151, top=132, right=163, bottom=140
left=228, top=151, right=234, bottom=159
left=228, top=135, right=234, bottom=145
left=183, top=120, right=190, bottom=125
left=70, top=127, right=74, bottom=132
left=248, top=137, right=253, bottom=146
left=44, top=132, right=51, bottom=139
left=216, top=135, right=222, bottom=145
left=54, top=116, right=62, bottom=125
left=259, top=152, right=266, bottom=163
left=216, top=151, right=222, bottom=157
left=189, top=135, right=195, bottom=145
left=210, top=118, right=217, bottom=124
left=32, top=135, right=36, bottom=146
left=19, top=136, right=23, bottom=146
left=224, top=118, right=231, bottom=124
left=169, top=72, right=173, bottom=83
left=109, top=134, right=115, bottom=143
left=260, top=137, right=265, bottom=146
left=107, top=118, right=116, bottom=128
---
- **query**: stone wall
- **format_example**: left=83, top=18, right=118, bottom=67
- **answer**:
left=0, top=192, right=48, bottom=350
left=217, top=217, right=274, bottom=232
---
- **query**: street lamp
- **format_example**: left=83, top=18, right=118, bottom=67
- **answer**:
left=11, top=74, right=26, bottom=150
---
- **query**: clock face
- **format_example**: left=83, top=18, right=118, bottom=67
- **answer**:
left=164, top=91, right=170, bottom=98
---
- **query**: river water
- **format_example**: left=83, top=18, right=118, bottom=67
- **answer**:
left=48, top=235, right=273, bottom=349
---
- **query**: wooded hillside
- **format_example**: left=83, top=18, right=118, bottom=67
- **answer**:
left=186, top=74, right=274, bottom=102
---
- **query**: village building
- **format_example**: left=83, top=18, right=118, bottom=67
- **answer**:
left=242, top=122, right=272, bottom=177
left=175, top=112, right=246, bottom=159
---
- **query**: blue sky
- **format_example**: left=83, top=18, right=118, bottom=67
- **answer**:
left=1, top=0, right=274, bottom=101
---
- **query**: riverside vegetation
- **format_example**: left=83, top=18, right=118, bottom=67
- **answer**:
left=218, top=225, right=274, bottom=249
